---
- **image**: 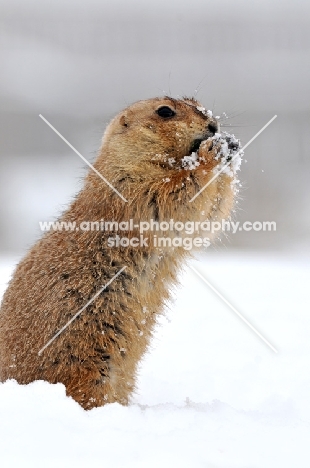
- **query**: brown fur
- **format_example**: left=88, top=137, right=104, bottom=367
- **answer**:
left=0, top=97, right=235, bottom=409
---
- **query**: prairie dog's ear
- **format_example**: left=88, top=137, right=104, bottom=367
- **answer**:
left=120, top=114, right=129, bottom=127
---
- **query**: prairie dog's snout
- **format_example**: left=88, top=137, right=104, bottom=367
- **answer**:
left=190, top=118, right=219, bottom=153
left=207, top=119, right=219, bottom=136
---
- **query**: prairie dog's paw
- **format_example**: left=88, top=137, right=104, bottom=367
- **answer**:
left=211, top=132, right=243, bottom=177
left=179, top=139, right=221, bottom=172
left=198, top=138, right=221, bottom=165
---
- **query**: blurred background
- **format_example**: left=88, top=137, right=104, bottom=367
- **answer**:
left=0, top=0, right=309, bottom=256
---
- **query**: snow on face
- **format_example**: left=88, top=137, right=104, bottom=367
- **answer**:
left=196, top=106, right=213, bottom=118
left=181, top=153, right=200, bottom=170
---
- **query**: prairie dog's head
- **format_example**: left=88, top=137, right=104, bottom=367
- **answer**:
left=100, top=96, right=219, bottom=172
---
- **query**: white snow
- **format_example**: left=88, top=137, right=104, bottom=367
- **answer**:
left=0, top=253, right=310, bottom=467
left=181, top=152, right=200, bottom=170
left=196, top=106, right=213, bottom=118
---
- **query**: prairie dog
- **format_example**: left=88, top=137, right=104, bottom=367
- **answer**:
left=0, top=97, right=242, bottom=409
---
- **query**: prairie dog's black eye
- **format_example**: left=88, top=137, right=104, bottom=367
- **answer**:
left=156, top=106, right=176, bottom=119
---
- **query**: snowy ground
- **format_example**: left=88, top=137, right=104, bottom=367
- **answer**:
left=0, top=252, right=309, bottom=468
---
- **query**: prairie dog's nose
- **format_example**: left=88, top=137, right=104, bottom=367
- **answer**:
left=207, top=119, right=219, bottom=135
